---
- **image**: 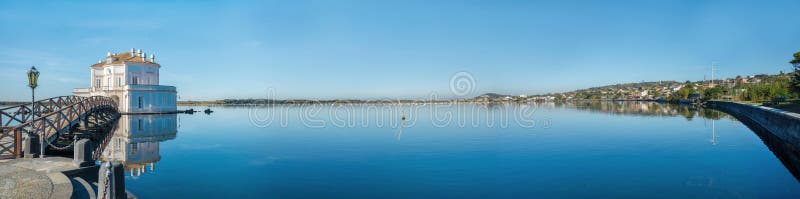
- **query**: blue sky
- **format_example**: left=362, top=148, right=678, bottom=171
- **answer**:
left=1, top=0, right=799, bottom=101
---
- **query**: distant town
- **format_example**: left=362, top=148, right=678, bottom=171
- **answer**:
left=504, top=72, right=791, bottom=102
left=171, top=71, right=792, bottom=107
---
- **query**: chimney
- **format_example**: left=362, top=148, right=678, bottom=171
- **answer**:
left=150, top=53, right=155, bottom=62
left=106, top=52, right=113, bottom=63
left=137, top=49, right=143, bottom=57
left=142, top=52, right=147, bottom=61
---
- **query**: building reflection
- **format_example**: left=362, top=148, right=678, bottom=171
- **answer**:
left=560, top=101, right=732, bottom=121
left=100, top=114, right=178, bottom=177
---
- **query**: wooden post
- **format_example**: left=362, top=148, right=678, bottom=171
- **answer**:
left=14, top=129, right=20, bottom=158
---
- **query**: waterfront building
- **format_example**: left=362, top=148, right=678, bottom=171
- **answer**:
left=74, top=48, right=177, bottom=113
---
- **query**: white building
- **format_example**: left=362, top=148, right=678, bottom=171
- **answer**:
left=74, top=48, right=177, bottom=114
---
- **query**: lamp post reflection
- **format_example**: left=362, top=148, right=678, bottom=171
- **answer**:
left=710, top=120, right=717, bottom=146
left=100, top=114, right=177, bottom=177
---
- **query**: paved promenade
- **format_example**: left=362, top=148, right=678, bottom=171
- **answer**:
left=0, top=157, right=76, bottom=199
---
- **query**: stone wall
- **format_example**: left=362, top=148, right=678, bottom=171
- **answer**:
left=708, top=101, right=800, bottom=145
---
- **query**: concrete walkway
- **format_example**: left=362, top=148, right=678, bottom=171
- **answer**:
left=0, top=157, right=76, bottom=199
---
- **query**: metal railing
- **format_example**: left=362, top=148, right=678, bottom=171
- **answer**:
left=0, top=96, right=117, bottom=158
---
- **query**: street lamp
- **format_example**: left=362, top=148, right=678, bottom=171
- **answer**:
left=27, top=66, right=42, bottom=158
left=28, top=66, right=39, bottom=95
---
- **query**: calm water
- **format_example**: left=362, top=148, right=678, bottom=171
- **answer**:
left=105, top=102, right=800, bottom=198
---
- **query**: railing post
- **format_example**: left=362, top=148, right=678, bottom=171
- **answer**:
left=21, top=105, right=26, bottom=125
left=23, top=129, right=39, bottom=158
left=14, top=129, right=21, bottom=158
left=98, top=162, right=126, bottom=199
left=73, top=138, right=93, bottom=167
left=39, top=120, right=45, bottom=158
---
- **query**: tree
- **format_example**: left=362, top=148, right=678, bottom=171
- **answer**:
left=738, top=76, right=793, bottom=101
left=676, top=86, right=694, bottom=99
left=791, top=51, right=800, bottom=94
left=702, top=86, right=724, bottom=100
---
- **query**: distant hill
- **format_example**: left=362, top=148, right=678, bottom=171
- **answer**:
left=574, top=81, right=682, bottom=92
left=476, top=93, right=511, bottom=98
left=473, top=72, right=789, bottom=100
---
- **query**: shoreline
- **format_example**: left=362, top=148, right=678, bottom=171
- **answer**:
left=708, top=100, right=800, bottom=145
left=175, top=99, right=666, bottom=106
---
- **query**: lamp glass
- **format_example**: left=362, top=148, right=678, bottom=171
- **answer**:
left=27, top=66, right=39, bottom=88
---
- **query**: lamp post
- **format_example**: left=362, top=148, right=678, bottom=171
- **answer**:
left=27, top=66, right=41, bottom=158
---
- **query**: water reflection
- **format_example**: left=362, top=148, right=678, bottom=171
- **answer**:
left=562, top=101, right=731, bottom=121
left=722, top=109, right=800, bottom=182
left=559, top=101, right=727, bottom=146
left=100, top=114, right=178, bottom=177
left=564, top=101, right=800, bottom=182
left=115, top=104, right=800, bottom=197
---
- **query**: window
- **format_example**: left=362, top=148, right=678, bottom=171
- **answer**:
left=137, top=119, right=143, bottom=131
left=131, top=76, right=139, bottom=85
left=95, top=79, right=101, bottom=88
left=116, top=77, right=121, bottom=87
left=131, top=143, right=139, bottom=154
left=137, top=96, right=143, bottom=109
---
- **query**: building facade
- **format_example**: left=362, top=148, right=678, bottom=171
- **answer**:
left=74, top=48, right=177, bottom=114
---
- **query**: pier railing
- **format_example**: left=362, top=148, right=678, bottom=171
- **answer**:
left=0, top=96, right=117, bottom=158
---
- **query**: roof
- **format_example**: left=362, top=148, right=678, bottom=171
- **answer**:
left=91, top=51, right=159, bottom=68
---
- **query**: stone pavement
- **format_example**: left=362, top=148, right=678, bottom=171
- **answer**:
left=0, top=157, right=76, bottom=199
